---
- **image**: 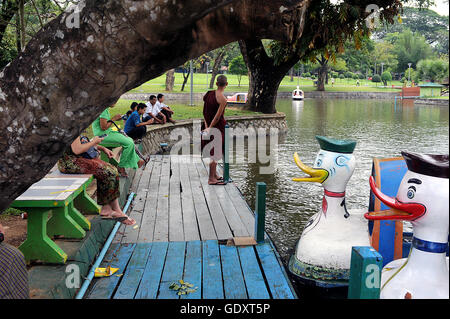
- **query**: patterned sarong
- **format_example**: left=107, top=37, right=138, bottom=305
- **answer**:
left=0, top=243, right=29, bottom=299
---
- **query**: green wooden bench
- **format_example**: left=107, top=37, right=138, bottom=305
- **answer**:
left=10, top=174, right=100, bottom=264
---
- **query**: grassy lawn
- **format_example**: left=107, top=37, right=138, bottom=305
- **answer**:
left=129, top=73, right=403, bottom=94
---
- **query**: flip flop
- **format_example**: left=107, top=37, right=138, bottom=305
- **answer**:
left=101, top=216, right=128, bottom=222
left=208, top=180, right=228, bottom=185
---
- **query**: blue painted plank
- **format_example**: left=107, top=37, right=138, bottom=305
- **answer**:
left=220, top=244, right=248, bottom=299
left=237, top=246, right=270, bottom=299
left=157, top=241, right=186, bottom=299
left=87, top=243, right=136, bottom=299
left=135, top=242, right=169, bottom=299
left=255, top=242, right=295, bottom=299
left=202, top=240, right=224, bottom=299
left=113, top=243, right=152, bottom=299
left=180, top=241, right=202, bottom=300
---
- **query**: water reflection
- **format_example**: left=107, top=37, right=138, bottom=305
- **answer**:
left=228, top=98, right=449, bottom=262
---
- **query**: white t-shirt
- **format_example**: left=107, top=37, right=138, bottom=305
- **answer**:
left=145, top=101, right=161, bottom=117
left=155, top=101, right=169, bottom=110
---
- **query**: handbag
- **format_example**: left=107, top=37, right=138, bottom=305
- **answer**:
left=80, top=136, right=99, bottom=159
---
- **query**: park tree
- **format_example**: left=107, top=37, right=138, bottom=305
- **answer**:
left=1, top=0, right=322, bottom=210
left=374, top=7, right=449, bottom=55
left=239, top=0, right=407, bottom=113
left=416, top=58, right=449, bottom=82
left=381, top=71, right=393, bottom=85
left=229, top=55, right=247, bottom=87
left=391, top=29, right=434, bottom=72
left=208, top=42, right=237, bottom=89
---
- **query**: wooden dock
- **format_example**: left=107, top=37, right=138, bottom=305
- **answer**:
left=86, top=155, right=296, bottom=299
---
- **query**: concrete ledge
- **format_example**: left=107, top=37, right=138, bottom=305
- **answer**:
left=413, top=98, right=449, bottom=106
left=122, top=90, right=401, bottom=101
left=140, top=113, right=288, bottom=155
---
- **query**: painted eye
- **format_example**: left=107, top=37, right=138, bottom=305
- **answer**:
left=407, top=188, right=415, bottom=199
left=316, top=159, right=322, bottom=167
left=335, top=155, right=348, bottom=166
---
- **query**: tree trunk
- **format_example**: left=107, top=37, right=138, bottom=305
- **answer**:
left=289, top=67, right=294, bottom=81
left=0, top=0, right=20, bottom=44
left=181, top=69, right=190, bottom=91
left=317, top=56, right=328, bottom=91
left=239, top=39, right=297, bottom=114
left=209, top=50, right=225, bottom=89
left=165, top=69, right=175, bottom=91
left=0, top=0, right=309, bottom=211
left=18, top=0, right=25, bottom=51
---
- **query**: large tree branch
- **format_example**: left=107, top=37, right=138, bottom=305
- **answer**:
left=0, top=0, right=309, bottom=211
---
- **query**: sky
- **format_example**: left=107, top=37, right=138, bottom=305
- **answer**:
left=430, top=0, right=449, bottom=15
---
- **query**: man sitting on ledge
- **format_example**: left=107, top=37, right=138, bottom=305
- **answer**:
left=156, top=93, right=176, bottom=124
left=124, top=103, right=154, bottom=141
left=144, top=95, right=166, bottom=124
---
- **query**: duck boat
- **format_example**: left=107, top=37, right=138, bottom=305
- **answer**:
left=292, top=86, right=304, bottom=100
left=365, top=151, right=449, bottom=299
left=288, top=136, right=370, bottom=289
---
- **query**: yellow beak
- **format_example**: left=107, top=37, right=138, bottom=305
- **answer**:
left=292, top=152, right=329, bottom=183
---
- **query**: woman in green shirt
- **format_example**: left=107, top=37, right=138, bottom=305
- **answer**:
left=93, top=104, right=145, bottom=177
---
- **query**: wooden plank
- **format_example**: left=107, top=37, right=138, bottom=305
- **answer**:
left=202, top=240, right=224, bottom=299
left=113, top=243, right=152, bottom=299
left=121, top=161, right=153, bottom=244
left=194, top=161, right=233, bottom=240
left=179, top=158, right=200, bottom=241
left=138, top=155, right=162, bottom=242
left=220, top=244, right=248, bottom=299
left=135, top=242, right=169, bottom=299
left=180, top=241, right=202, bottom=300
left=169, top=156, right=184, bottom=241
left=153, top=155, right=171, bottom=242
left=197, top=161, right=249, bottom=237
left=255, top=243, right=295, bottom=299
left=157, top=241, right=187, bottom=299
left=224, top=182, right=255, bottom=236
left=237, top=246, right=270, bottom=299
left=188, top=159, right=217, bottom=240
left=87, top=243, right=136, bottom=299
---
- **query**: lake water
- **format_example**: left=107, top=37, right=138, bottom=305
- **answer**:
left=227, top=98, right=449, bottom=264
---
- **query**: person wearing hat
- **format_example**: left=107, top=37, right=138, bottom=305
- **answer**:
left=289, top=135, right=371, bottom=287
left=365, top=151, right=449, bottom=299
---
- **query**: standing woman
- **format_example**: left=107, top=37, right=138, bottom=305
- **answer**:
left=58, top=135, right=136, bottom=225
left=201, top=75, right=228, bottom=185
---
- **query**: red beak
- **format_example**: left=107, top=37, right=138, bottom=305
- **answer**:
left=364, top=176, right=426, bottom=221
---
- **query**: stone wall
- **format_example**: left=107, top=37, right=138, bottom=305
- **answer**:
left=413, top=98, right=449, bottom=106
left=140, top=113, right=287, bottom=155
left=122, top=90, right=400, bottom=102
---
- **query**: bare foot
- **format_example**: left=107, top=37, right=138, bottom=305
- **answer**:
left=100, top=205, right=114, bottom=217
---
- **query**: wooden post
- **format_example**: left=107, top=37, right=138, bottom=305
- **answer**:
left=223, top=124, right=230, bottom=182
left=348, top=246, right=383, bottom=299
left=254, top=182, right=266, bottom=243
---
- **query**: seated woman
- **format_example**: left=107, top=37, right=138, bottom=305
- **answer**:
left=57, top=135, right=135, bottom=225
left=93, top=103, right=146, bottom=177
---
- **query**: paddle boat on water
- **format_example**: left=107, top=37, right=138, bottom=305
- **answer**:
left=226, top=92, right=247, bottom=105
left=292, top=86, right=304, bottom=100
left=288, top=136, right=371, bottom=289
left=365, top=151, right=449, bottom=299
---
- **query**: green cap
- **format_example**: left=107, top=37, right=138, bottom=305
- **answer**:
left=315, top=135, right=356, bottom=154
